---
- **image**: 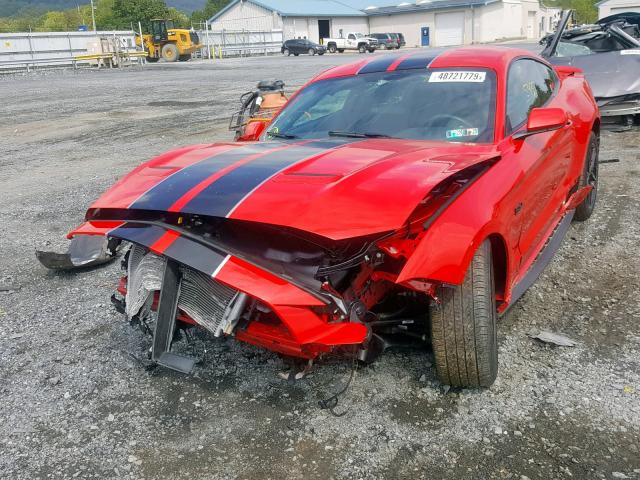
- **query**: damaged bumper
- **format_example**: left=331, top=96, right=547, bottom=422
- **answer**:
left=36, top=235, right=120, bottom=270
left=597, top=94, right=640, bottom=116
left=64, top=221, right=370, bottom=369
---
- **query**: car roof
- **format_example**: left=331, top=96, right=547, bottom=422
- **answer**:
left=312, top=46, right=542, bottom=82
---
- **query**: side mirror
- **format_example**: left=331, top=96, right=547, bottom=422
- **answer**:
left=513, top=107, right=568, bottom=140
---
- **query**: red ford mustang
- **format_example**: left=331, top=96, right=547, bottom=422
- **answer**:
left=48, top=47, right=600, bottom=387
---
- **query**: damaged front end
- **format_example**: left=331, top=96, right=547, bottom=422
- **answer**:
left=72, top=158, right=490, bottom=373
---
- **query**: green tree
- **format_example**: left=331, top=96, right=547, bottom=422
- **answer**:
left=95, top=0, right=118, bottom=29
left=40, top=11, right=68, bottom=31
left=191, top=0, right=230, bottom=24
left=167, top=7, right=188, bottom=28
left=112, top=0, right=168, bottom=30
left=572, top=0, right=597, bottom=23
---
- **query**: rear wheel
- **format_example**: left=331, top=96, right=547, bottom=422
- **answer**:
left=429, top=240, right=498, bottom=388
left=328, top=44, right=337, bottom=53
left=358, top=44, right=366, bottom=53
left=161, top=43, right=179, bottom=62
left=283, top=48, right=290, bottom=56
left=574, top=131, right=599, bottom=221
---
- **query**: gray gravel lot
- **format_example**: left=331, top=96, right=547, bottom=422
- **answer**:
left=1, top=51, right=639, bottom=480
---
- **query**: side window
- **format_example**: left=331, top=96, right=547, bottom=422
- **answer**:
left=348, top=34, right=356, bottom=40
left=506, top=59, right=557, bottom=135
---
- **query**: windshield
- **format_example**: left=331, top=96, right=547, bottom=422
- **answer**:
left=555, top=41, right=593, bottom=56
left=355, top=33, right=364, bottom=38
left=265, top=68, right=497, bottom=143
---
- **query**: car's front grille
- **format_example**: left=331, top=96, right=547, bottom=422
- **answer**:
left=126, top=245, right=246, bottom=336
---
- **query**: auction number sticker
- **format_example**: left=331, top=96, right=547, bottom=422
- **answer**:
left=429, top=71, right=486, bottom=82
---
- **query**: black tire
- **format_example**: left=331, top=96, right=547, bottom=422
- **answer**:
left=308, top=48, right=315, bottom=55
left=161, top=43, right=179, bottom=62
left=178, top=54, right=191, bottom=61
left=318, top=52, right=325, bottom=55
left=293, top=53, right=299, bottom=56
left=574, top=131, right=599, bottom=221
left=283, top=48, right=290, bottom=56
left=146, top=56, right=159, bottom=63
left=429, top=240, right=498, bottom=388
left=368, top=48, right=375, bottom=53
left=358, top=44, right=366, bottom=53
left=338, top=49, right=345, bottom=53
left=328, top=44, right=337, bottom=53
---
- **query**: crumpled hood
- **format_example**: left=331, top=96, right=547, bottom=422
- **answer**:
left=549, top=50, right=640, bottom=99
left=88, top=138, right=499, bottom=240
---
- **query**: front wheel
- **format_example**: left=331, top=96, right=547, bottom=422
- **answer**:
left=429, top=240, right=498, bottom=388
left=161, top=43, right=179, bottom=62
left=574, top=131, right=599, bottom=221
left=308, top=48, right=315, bottom=55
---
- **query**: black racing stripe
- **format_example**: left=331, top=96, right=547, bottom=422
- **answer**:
left=180, top=139, right=354, bottom=218
left=395, top=54, right=437, bottom=71
left=358, top=55, right=400, bottom=74
left=130, top=142, right=280, bottom=211
left=108, top=223, right=165, bottom=247
left=163, top=235, right=227, bottom=276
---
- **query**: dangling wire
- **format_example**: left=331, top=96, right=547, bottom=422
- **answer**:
left=318, top=350, right=359, bottom=417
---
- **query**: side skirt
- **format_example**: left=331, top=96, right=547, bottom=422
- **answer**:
left=507, top=210, right=575, bottom=310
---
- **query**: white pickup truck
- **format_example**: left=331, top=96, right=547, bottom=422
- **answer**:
left=323, top=33, right=378, bottom=53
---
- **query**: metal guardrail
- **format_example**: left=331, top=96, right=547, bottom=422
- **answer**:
left=0, top=30, right=137, bottom=71
left=194, top=29, right=284, bottom=59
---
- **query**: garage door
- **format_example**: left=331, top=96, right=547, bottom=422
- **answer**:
left=610, top=6, right=640, bottom=13
left=435, top=11, right=464, bottom=46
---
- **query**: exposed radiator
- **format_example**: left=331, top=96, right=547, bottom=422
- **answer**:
left=126, top=244, right=247, bottom=336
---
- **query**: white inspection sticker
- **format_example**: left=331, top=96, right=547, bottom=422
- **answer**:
left=429, top=71, right=486, bottom=82
left=446, top=128, right=479, bottom=139
left=620, top=49, right=640, bottom=55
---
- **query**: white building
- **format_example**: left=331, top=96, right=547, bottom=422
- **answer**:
left=597, top=0, right=640, bottom=18
left=209, top=0, right=559, bottom=47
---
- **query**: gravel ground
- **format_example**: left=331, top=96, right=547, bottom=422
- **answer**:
left=1, top=51, right=639, bottom=480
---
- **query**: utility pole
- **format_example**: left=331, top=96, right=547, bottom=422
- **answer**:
left=90, top=0, right=97, bottom=32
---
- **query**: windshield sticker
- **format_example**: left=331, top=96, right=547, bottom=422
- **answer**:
left=620, top=49, right=640, bottom=55
left=429, top=71, right=486, bottom=83
left=446, top=128, right=479, bottom=139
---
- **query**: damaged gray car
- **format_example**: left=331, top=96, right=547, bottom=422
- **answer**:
left=541, top=10, right=640, bottom=125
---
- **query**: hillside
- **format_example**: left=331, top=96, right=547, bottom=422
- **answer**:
left=0, top=0, right=206, bottom=17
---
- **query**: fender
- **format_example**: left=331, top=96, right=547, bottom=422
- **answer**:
left=397, top=158, right=517, bottom=289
